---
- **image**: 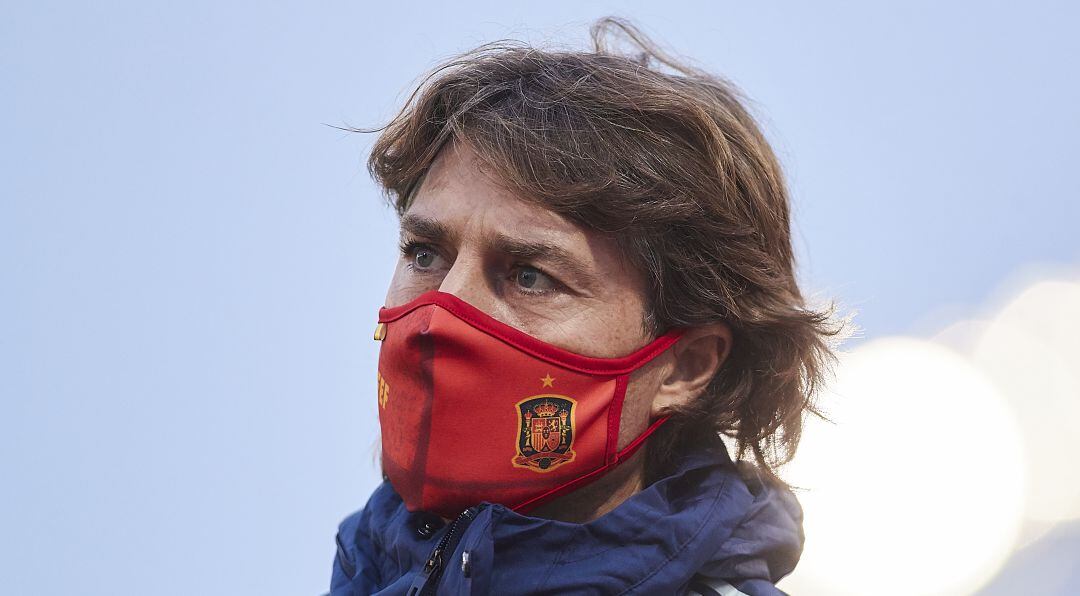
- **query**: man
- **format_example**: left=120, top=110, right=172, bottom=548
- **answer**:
left=331, top=18, right=840, bottom=596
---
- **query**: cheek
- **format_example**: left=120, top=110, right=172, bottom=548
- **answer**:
left=384, top=261, right=433, bottom=307
left=551, top=293, right=652, bottom=359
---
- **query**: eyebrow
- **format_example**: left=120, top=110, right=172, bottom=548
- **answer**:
left=490, top=234, right=595, bottom=285
left=399, top=214, right=597, bottom=288
left=400, top=214, right=455, bottom=244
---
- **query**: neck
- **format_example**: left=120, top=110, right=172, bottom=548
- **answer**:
left=527, top=449, right=647, bottom=524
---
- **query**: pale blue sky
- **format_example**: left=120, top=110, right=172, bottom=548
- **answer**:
left=3, top=1, right=1077, bottom=594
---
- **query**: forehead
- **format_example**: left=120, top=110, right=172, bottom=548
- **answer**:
left=403, top=143, right=634, bottom=277
left=407, top=144, right=574, bottom=236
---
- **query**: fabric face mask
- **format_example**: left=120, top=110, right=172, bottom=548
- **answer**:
left=374, top=290, right=683, bottom=519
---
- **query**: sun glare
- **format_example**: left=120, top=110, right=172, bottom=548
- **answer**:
left=778, top=338, right=1027, bottom=596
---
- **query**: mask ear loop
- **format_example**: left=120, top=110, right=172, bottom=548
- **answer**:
left=604, top=375, right=631, bottom=461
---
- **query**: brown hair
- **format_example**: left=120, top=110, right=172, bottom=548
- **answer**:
left=361, top=18, right=845, bottom=482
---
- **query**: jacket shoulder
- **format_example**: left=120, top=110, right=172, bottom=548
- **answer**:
left=330, top=483, right=401, bottom=595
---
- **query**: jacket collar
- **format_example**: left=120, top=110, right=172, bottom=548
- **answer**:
left=354, top=437, right=803, bottom=594
left=476, top=437, right=804, bottom=592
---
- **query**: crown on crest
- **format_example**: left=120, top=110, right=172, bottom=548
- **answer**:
left=533, top=401, right=560, bottom=417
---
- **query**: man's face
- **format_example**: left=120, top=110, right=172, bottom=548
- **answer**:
left=385, top=142, right=664, bottom=447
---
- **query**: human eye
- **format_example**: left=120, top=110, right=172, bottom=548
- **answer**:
left=399, top=240, right=445, bottom=272
left=509, top=264, right=560, bottom=295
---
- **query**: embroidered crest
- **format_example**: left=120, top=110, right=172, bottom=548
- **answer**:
left=513, top=395, right=576, bottom=472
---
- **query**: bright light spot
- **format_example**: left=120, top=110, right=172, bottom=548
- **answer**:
left=968, top=280, right=1080, bottom=524
left=779, top=338, right=1026, bottom=596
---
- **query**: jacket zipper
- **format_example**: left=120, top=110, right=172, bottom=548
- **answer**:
left=408, top=505, right=483, bottom=596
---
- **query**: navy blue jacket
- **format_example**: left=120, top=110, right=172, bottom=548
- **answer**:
left=330, top=439, right=802, bottom=595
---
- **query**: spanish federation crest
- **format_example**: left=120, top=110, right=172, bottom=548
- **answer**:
left=513, top=395, right=576, bottom=472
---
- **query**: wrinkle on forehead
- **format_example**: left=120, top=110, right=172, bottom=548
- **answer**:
left=410, top=142, right=641, bottom=282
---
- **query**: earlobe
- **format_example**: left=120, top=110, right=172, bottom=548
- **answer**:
left=650, top=323, right=733, bottom=415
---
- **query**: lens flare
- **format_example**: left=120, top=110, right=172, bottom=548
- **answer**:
left=778, top=338, right=1027, bottom=596
left=971, top=281, right=1080, bottom=525
left=933, top=276, right=1080, bottom=534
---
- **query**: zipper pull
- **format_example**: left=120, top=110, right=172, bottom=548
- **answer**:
left=406, top=506, right=482, bottom=596
left=406, top=556, right=440, bottom=596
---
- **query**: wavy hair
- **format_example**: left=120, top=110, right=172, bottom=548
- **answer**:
left=361, top=18, right=848, bottom=482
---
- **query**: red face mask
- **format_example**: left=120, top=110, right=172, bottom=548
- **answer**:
left=374, top=291, right=683, bottom=518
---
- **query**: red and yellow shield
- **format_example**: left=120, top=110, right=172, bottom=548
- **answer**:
left=513, top=395, right=577, bottom=472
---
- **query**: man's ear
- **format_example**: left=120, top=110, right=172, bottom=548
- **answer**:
left=650, top=323, right=733, bottom=415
